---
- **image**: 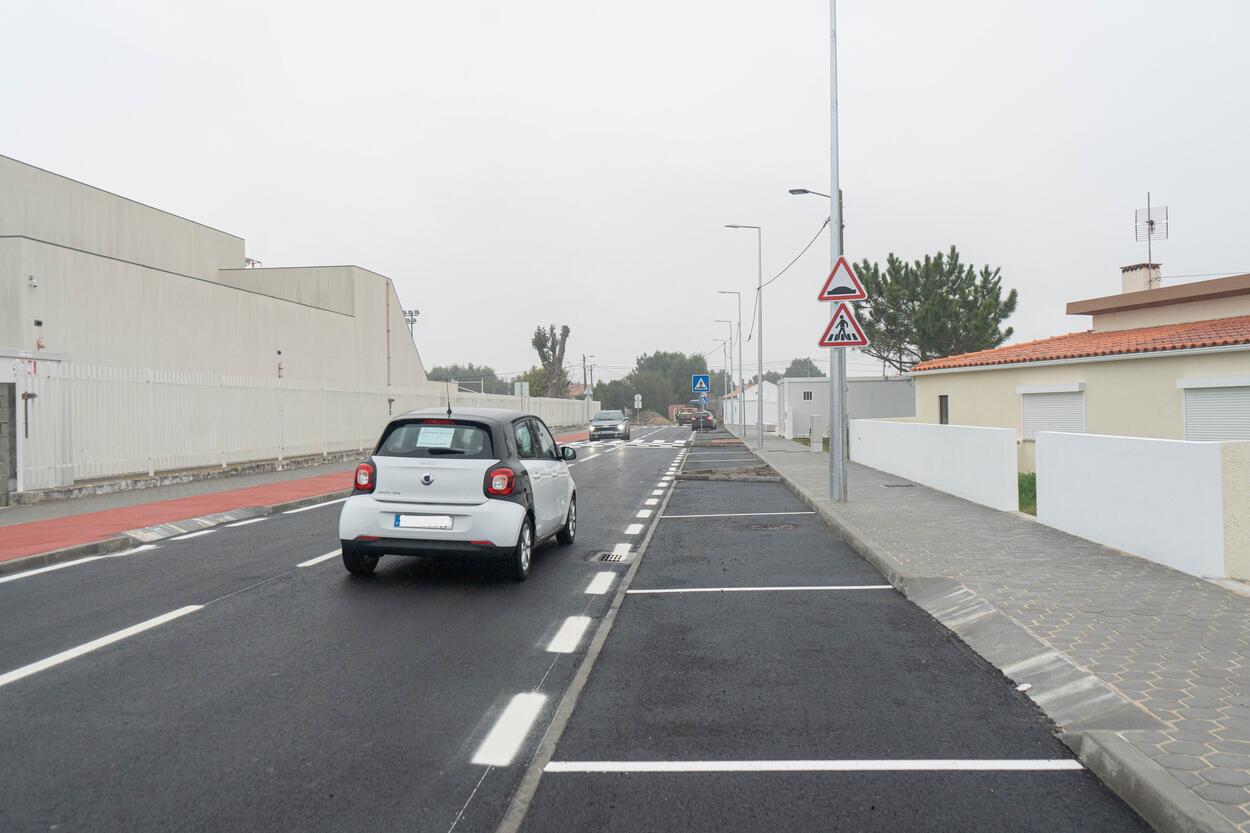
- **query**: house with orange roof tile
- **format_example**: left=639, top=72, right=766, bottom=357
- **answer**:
left=909, top=264, right=1250, bottom=472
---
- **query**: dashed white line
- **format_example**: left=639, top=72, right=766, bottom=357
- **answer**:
left=472, top=693, right=548, bottom=767
left=624, top=524, right=644, bottom=536
left=297, top=548, right=342, bottom=568
left=224, top=517, right=267, bottom=528
left=636, top=509, right=653, bottom=519
left=651, top=489, right=665, bottom=496
left=0, top=605, right=203, bottom=689
left=627, top=585, right=893, bottom=595
left=543, top=759, right=1084, bottom=773
left=170, top=529, right=215, bottom=541
left=612, top=543, right=633, bottom=558
left=644, top=498, right=659, bottom=506
left=585, top=572, right=616, bottom=595
left=282, top=497, right=348, bottom=514
left=546, top=615, right=592, bottom=653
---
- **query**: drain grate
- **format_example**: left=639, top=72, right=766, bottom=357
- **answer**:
left=588, top=550, right=634, bottom=563
left=882, top=483, right=916, bottom=488
left=746, top=522, right=797, bottom=531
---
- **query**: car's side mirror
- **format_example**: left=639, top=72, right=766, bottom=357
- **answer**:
left=561, top=446, right=577, bottom=461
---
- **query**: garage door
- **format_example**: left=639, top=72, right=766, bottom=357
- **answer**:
left=1184, top=386, right=1250, bottom=441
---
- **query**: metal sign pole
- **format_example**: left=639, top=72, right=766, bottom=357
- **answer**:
left=828, top=0, right=848, bottom=502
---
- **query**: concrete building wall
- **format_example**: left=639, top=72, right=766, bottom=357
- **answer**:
left=0, top=154, right=244, bottom=280
left=778, top=377, right=914, bottom=438
left=912, top=348, right=1250, bottom=471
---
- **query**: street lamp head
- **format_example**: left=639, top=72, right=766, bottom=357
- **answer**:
left=715, top=319, right=732, bottom=324
left=789, top=188, right=831, bottom=198
left=717, top=290, right=740, bottom=296
left=724, top=224, right=760, bottom=230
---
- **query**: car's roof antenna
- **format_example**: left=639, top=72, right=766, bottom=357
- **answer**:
left=445, top=380, right=453, bottom=418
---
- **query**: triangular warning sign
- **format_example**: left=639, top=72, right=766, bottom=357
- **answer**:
left=817, top=256, right=866, bottom=302
left=818, top=303, right=869, bottom=348
left=693, top=377, right=710, bottom=392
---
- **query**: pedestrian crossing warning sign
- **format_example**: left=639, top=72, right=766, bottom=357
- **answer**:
left=691, top=374, right=711, bottom=393
left=818, top=303, right=869, bottom=348
left=817, top=256, right=867, bottom=302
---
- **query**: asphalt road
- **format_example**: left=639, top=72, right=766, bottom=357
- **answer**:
left=0, top=424, right=690, bottom=833
left=0, top=424, right=1152, bottom=833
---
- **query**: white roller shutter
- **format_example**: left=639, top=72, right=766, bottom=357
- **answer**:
left=1021, top=391, right=1085, bottom=440
left=1184, top=386, right=1250, bottom=441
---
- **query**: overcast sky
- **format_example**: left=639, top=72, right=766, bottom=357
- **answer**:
left=4, top=0, right=1248, bottom=383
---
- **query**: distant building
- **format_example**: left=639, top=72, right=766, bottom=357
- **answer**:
left=777, top=376, right=915, bottom=439
left=910, top=264, right=1250, bottom=472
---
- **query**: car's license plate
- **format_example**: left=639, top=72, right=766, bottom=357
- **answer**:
left=395, top=514, right=453, bottom=530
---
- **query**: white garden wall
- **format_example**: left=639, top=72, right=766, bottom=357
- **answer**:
left=1036, top=432, right=1226, bottom=578
left=849, top=419, right=1019, bottom=511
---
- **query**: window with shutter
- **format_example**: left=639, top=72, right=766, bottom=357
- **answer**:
left=1184, top=386, right=1250, bottom=441
left=1021, top=391, right=1085, bottom=440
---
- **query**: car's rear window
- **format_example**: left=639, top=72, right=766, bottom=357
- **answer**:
left=375, top=420, right=494, bottom=459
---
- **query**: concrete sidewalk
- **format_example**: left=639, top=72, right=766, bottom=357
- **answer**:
left=748, top=432, right=1250, bottom=833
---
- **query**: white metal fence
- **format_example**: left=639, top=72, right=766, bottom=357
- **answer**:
left=9, top=359, right=596, bottom=492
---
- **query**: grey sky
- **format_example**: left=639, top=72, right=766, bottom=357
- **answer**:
left=4, top=0, right=1248, bottom=383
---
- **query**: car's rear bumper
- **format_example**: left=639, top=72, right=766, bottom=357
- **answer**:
left=338, top=494, right=526, bottom=549
left=348, top=537, right=512, bottom=559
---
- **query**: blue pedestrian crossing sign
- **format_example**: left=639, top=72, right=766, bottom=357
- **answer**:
left=691, top=374, right=711, bottom=393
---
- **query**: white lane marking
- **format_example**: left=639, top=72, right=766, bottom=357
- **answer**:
left=283, top=497, right=349, bottom=514
left=472, top=692, right=548, bottom=767
left=661, top=511, right=816, bottom=520
left=170, top=529, right=215, bottom=541
left=0, top=545, right=162, bottom=586
left=651, top=489, right=665, bottom=496
left=585, top=572, right=616, bottom=595
left=224, top=517, right=266, bottom=528
left=546, top=615, right=593, bottom=653
left=624, top=523, right=644, bottom=536
left=636, top=509, right=653, bottom=519
left=612, top=543, right=633, bottom=558
left=0, top=605, right=203, bottom=689
left=628, top=585, right=894, bottom=595
left=644, top=498, right=659, bottom=506
left=297, top=548, right=342, bottom=568
left=544, top=759, right=1084, bottom=773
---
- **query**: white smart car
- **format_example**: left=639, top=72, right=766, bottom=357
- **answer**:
left=338, top=407, right=577, bottom=580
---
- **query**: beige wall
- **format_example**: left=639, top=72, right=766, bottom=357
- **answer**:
left=913, top=349, right=1250, bottom=471
left=1092, top=296, right=1250, bottom=332
left=0, top=154, right=243, bottom=280
left=1224, top=442, right=1250, bottom=581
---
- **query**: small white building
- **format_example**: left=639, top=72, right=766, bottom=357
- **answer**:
left=777, top=376, right=915, bottom=439
left=722, top=380, right=778, bottom=430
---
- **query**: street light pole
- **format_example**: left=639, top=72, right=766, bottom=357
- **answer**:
left=715, top=319, right=733, bottom=423
left=718, top=290, right=744, bottom=440
left=724, top=225, right=763, bottom=448
left=828, top=0, right=847, bottom=501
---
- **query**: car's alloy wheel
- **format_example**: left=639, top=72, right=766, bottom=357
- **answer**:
left=341, top=541, right=379, bottom=575
left=557, top=496, right=577, bottom=545
left=510, top=519, right=533, bottom=581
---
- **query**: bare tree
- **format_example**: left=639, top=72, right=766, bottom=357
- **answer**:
left=531, top=324, right=572, bottom=398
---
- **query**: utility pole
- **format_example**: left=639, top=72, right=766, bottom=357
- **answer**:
left=828, top=0, right=848, bottom=502
left=582, top=355, right=589, bottom=423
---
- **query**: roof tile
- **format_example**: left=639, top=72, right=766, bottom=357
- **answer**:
left=912, top=314, right=1250, bottom=372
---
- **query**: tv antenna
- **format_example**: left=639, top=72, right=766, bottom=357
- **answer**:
left=1134, top=192, right=1168, bottom=264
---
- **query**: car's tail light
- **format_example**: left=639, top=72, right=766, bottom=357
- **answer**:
left=354, top=461, right=376, bottom=493
left=485, top=466, right=516, bottom=497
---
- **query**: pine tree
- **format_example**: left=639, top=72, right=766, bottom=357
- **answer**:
left=854, top=246, right=1017, bottom=372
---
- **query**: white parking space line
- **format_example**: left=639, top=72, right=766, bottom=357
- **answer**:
left=297, top=549, right=342, bottom=568
left=0, top=605, right=203, bottom=689
left=471, top=693, right=548, bottom=767
left=170, top=529, right=215, bottom=541
left=546, top=615, right=593, bottom=653
left=661, top=511, right=816, bottom=520
left=544, top=759, right=1084, bottom=773
left=585, top=572, right=616, bottom=595
left=224, top=517, right=267, bottom=528
left=624, top=524, right=644, bottom=536
left=627, top=585, right=893, bottom=595
left=636, top=509, right=653, bottom=519
left=644, top=498, right=659, bottom=506
left=282, top=497, right=348, bottom=514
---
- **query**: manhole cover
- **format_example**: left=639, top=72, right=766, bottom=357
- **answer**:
left=587, top=550, right=634, bottom=563
left=746, top=522, right=797, bottom=531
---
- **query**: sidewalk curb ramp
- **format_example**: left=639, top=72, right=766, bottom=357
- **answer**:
left=0, top=489, right=351, bottom=578
left=745, top=444, right=1234, bottom=833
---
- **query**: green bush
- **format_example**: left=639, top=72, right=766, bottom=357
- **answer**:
left=1018, top=472, right=1037, bottom=515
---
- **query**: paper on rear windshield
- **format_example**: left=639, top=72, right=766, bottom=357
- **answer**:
left=415, top=426, right=456, bottom=447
